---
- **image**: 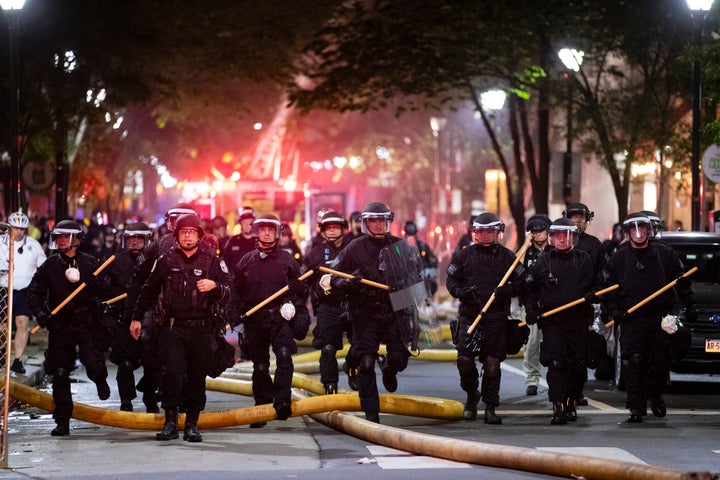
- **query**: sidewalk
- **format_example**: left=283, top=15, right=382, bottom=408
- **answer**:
left=6, top=327, right=47, bottom=390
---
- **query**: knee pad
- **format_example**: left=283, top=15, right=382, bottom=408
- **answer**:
left=359, top=354, right=376, bottom=374
left=254, top=362, right=270, bottom=374
left=456, top=354, right=476, bottom=375
left=549, top=359, right=566, bottom=370
left=321, top=343, right=337, bottom=359
left=628, top=353, right=645, bottom=368
left=275, top=346, right=292, bottom=368
left=483, top=356, right=501, bottom=377
left=52, top=368, right=70, bottom=385
left=118, top=359, right=135, bottom=371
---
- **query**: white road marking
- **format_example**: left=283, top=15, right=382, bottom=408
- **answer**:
left=537, top=447, right=647, bottom=465
left=366, top=445, right=472, bottom=469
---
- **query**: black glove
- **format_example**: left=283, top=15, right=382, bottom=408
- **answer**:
left=35, top=311, right=52, bottom=328
left=525, top=312, right=540, bottom=326
left=683, top=305, right=698, bottom=322
left=584, top=292, right=601, bottom=304
left=493, top=284, right=515, bottom=301
left=676, top=276, right=691, bottom=289
left=454, top=285, right=478, bottom=303
left=611, top=310, right=626, bottom=325
left=232, top=313, right=247, bottom=329
left=288, top=279, right=309, bottom=297
left=331, top=272, right=363, bottom=290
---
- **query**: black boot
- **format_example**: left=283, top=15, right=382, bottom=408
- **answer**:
left=143, top=391, right=160, bottom=414
left=484, top=405, right=502, bottom=425
left=120, top=400, right=134, bottom=412
left=156, top=408, right=179, bottom=440
left=564, top=398, right=577, bottom=422
left=51, top=419, right=70, bottom=436
left=183, top=409, right=203, bottom=442
left=274, top=400, right=292, bottom=421
left=377, top=355, right=397, bottom=393
left=650, top=397, right=666, bottom=418
left=626, top=408, right=644, bottom=423
left=323, top=383, right=338, bottom=394
left=365, top=412, right=380, bottom=423
left=463, top=390, right=481, bottom=420
left=551, top=401, right=567, bottom=425
left=344, top=361, right=359, bottom=391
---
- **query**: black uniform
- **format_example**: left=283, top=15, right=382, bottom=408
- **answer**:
left=232, top=246, right=310, bottom=414
left=602, top=240, right=694, bottom=413
left=107, top=248, right=157, bottom=409
left=330, top=234, right=411, bottom=420
left=131, top=246, right=232, bottom=414
left=523, top=248, right=600, bottom=404
left=27, top=251, right=112, bottom=427
left=222, top=234, right=256, bottom=271
left=122, top=233, right=176, bottom=406
left=446, top=243, right=522, bottom=410
left=303, top=235, right=352, bottom=388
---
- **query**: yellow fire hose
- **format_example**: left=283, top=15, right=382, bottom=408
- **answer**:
left=310, top=409, right=698, bottom=480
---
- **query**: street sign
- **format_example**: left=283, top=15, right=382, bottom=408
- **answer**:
left=702, top=145, right=720, bottom=183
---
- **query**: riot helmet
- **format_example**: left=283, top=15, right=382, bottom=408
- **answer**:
left=49, top=219, right=84, bottom=252
left=165, top=203, right=196, bottom=232
left=122, top=222, right=152, bottom=253
left=360, top=202, right=393, bottom=239
left=404, top=220, right=418, bottom=236
left=8, top=211, right=29, bottom=229
left=640, top=210, right=664, bottom=238
left=238, top=206, right=255, bottom=222
left=471, top=212, right=504, bottom=245
left=548, top=217, right=578, bottom=251
left=320, top=210, right=347, bottom=243
left=563, top=202, right=594, bottom=222
left=622, top=212, right=652, bottom=246
left=526, top=213, right=551, bottom=232
left=252, top=214, right=281, bottom=252
left=173, top=214, right=203, bottom=251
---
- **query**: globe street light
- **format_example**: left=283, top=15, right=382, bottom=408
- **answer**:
left=686, top=0, right=715, bottom=231
left=0, top=0, right=26, bottom=214
left=558, top=48, right=584, bottom=206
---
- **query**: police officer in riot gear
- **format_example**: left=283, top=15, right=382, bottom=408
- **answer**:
left=303, top=211, right=352, bottom=394
left=107, top=222, right=154, bottom=412
left=124, top=202, right=198, bottom=413
left=446, top=212, right=523, bottom=424
left=403, top=220, right=439, bottom=296
left=328, top=202, right=411, bottom=423
left=130, top=214, right=232, bottom=442
left=222, top=206, right=257, bottom=269
left=601, top=212, right=695, bottom=423
left=523, top=218, right=601, bottom=424
left=232, top=214, right=311, bottom=427
left=521, top=213, right=552, bottom=396
left=27, top=220, right=113, bottom=436
left=563, top=202, right=606, bottom=406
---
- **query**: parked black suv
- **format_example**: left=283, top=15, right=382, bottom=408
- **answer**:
left=660, top=231, right=720, bottom=374
left=595, top=231, right=720, bottom=386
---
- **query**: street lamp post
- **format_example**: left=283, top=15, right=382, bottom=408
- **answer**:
left=430, top=116, right=447, bottom=228
left=0, top=0, right=26, bottom=215
left=480, top=89, right=507, bottom=216
left=686, top=0, right=715, bottom=231
left=558, top=48, right=584, bottom=207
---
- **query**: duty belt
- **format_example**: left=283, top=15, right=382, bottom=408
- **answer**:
left=167, top=317, right=212, bottom=328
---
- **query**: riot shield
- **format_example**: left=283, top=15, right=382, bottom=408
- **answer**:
left=379, top=239, right=442, bottom=350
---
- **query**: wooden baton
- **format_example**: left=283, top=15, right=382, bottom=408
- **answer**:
left=518, top=284, right=619, bottom=328
left=244, top=269, right=314, bottom=317
left=318, top=266, right=390, bottom=291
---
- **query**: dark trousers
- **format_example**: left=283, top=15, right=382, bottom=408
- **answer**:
left=315, top=303, right=345, bottom=384
left=158, top=321, right=214, bottom=411
left=351, top=308, right=409, bottom=415
left=247, top=317, right=297, bottom=405
left=45, top=327, right=107, bottom=422
left=540, top=321, right=587, bottom=403
left=620, top=316, right=670, bottom=410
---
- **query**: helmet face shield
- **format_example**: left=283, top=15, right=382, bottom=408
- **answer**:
left=121, top=228, right=153, bottom=250
left=49, top=229, right=81, bottom=251
left=623, top=216, right=651, bottom=242
left=548, top=225, right=578, bottom=250
left=251, top=218, right=282, bottom=239
left=360, top=213, right=392, bottom=236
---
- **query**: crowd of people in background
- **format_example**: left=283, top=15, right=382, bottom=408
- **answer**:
left=0, top=200, right=697, bottom=440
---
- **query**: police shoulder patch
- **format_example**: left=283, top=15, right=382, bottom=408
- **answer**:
left=193, top=268, right=203, bottom=276
left=219, top=259, right=229, bottom=274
